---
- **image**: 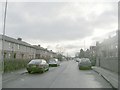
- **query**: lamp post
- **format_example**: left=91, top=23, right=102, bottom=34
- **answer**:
left=2, top=0, right=8, bottom=73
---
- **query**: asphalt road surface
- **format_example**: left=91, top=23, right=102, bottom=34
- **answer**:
left=3, top=60, right=112, bottom=88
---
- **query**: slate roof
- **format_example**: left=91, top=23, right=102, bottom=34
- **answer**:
left=0, top=34, right=34, bottom=48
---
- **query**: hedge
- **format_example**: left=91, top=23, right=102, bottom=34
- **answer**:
left=4, top=59, right=30, bottom=73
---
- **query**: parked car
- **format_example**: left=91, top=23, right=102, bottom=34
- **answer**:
left=49, top=58, right=60, bottom=67
left=26, top=59, right=49, bottom=73
left=78, top=58, right=91, bottom=70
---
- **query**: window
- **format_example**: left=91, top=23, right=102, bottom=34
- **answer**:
left=18, top=44, right=20, bottom=49
left=9, top=42, right=11, bottom=49
left=14, top=44, right=16, bottom=50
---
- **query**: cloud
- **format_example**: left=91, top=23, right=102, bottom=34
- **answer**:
left=5, top=2, right=95, bottom=41
left=1, top=2, right=117, bottom=56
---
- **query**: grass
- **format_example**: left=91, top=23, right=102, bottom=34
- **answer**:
left=4, top=59, right=30, bottom=73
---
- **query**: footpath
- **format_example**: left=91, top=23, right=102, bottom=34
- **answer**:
left=92, top=66, right=118, bottom=89
left=2, top=69, right=27, bottom=83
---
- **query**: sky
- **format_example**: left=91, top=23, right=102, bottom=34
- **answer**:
left=0, top=1, right=118, bottom=56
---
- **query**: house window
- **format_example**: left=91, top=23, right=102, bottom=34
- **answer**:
left=9, top=42, right=11, bottom=49
left=14, top=44, right=16, bottom=50
left=18, top=44, right=20, bottom=49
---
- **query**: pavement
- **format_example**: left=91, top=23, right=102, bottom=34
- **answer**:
left=2, top=60, right=112, bottom=88
left=2, top=69, right=27, bottom=83
left=92, top=66, right=118, bottom=89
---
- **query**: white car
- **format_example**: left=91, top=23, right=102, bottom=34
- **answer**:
left=49, top=58, right=60, bottom=67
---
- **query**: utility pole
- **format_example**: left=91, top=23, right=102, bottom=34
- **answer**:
left=3, top=0, right=7, bottom=35
left=84, top=40, right=85, bottom=51
left=2, top=0, right=8, bottom=73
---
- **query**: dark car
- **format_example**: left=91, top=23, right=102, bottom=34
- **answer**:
left=78, top=58, right=91, bottom=70
left=26, top=59, right=49, bottom=73
left=48, top=58, right=60, bottom=67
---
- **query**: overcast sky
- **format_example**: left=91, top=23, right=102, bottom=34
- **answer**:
left=0, top=1, right=118, bottom=56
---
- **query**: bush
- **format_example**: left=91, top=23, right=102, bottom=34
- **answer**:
left=4, top=59, right=30, bottom=73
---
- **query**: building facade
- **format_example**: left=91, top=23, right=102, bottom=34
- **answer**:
left=0, top=35, right=57, bottom=61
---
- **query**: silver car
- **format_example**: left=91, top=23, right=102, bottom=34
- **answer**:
left=78, top=58, right=91, bottom=70
left=49, top=58, right=60, bottom=67
left=27, top=59, right=49, bottom=73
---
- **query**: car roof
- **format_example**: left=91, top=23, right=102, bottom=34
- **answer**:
left=30, top=59, right=46, bottom=62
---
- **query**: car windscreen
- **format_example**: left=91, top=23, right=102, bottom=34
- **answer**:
left=49, top=60, right=56, bottom=63
left=29, top=60, right=42, bottom=64
left=80, top=59, right=90, bottom=63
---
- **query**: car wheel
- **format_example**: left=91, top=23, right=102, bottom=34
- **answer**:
left=28, top=71, right=31, bottom=73
left=42, top=69, right=45, bottom=73
left=47, top=68, right=49, bottom=71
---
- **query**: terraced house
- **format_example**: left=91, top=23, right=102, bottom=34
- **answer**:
left=34, top=45, right=58, bottom=61
left=0, top=34, right=57, bottom=60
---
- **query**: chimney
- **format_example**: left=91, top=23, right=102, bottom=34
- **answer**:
left=17, top=38, right=22, bottom=41
left=38, top=45, right=41, bottom=47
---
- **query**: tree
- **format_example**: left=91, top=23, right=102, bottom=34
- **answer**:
left=79, top=49, right=85, bottom=58
left=84, top=49, right=90, bottom=58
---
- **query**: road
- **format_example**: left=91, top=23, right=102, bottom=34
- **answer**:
left=3, top=60, right=112, bottom=88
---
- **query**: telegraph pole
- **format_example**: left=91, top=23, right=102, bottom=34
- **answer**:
left=2, top=0, right=8, bottom=73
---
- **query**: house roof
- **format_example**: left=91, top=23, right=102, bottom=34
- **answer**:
left=0, top=34, right=34, bottom=48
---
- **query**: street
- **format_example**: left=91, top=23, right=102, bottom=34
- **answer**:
left=3, top=60, right=112, bottom=88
